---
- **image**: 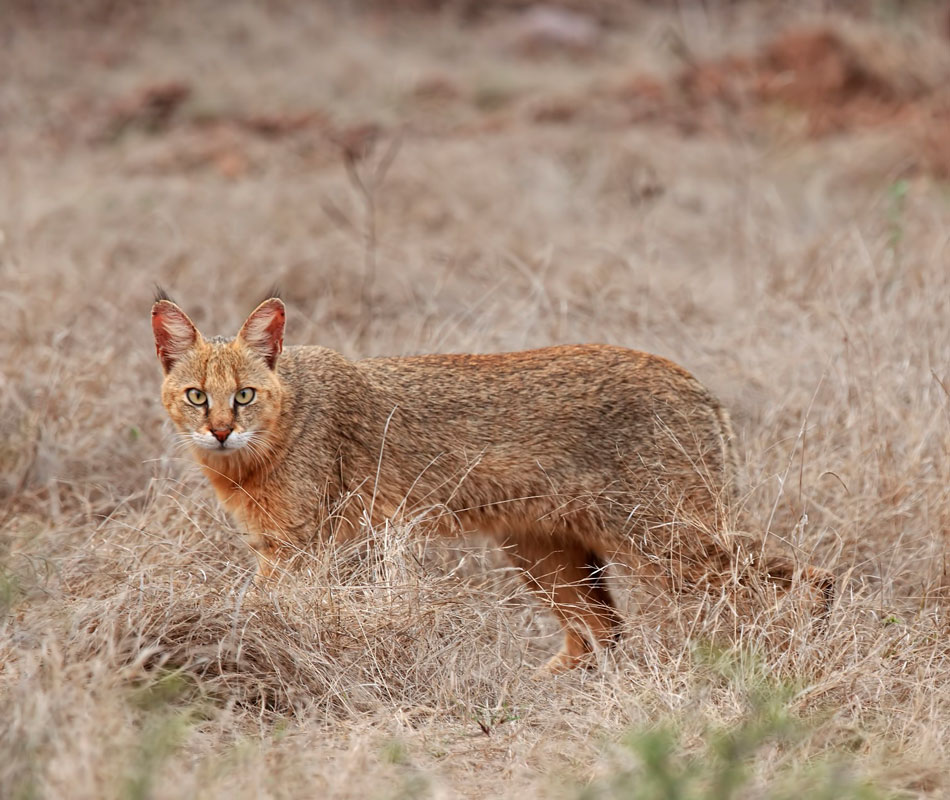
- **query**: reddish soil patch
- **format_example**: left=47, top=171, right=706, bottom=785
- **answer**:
left=239, top=111, right=329, bottom=139
left=103, top=81, right=191, bottom=139
left=914, top=108, right=950, bottom=179
left=599, top=24, right=949, bottom=176
left=675, top=27, right=923, bottom=136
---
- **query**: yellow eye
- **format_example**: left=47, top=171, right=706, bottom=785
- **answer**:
left=185, top=388, right=207, bottom=406
left=234, top=387, right=255, bottom=406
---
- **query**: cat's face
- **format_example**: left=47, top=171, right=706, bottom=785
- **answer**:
left=151, top=296, right=286, bottom=459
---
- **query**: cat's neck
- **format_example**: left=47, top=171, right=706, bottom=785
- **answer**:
left=193, top=436, right=281, bottom=486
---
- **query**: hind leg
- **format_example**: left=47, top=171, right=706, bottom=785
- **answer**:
left=757, top=554, right=835, bottom=616
left=501, top=535, right=621, bottom=673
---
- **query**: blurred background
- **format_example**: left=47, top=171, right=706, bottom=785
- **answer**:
left=5, top=3, right=950, bottom=797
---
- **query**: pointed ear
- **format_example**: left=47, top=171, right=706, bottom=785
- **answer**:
left=237, top=298, right=285, bottom=369
left=151, top=299, right=200, bottom=374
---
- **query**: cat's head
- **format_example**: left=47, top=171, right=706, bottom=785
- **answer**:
left=151, top=292, right=285, bottom=458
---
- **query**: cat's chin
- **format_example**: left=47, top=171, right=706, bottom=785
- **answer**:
left=189, top=432, right=255, bottom=454
left=196, top=443, right=249, bottom=455
left=199, top=446, right=241, bottom=455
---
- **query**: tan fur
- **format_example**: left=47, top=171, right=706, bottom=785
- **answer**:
left=153, top=296, right=831, bottom=672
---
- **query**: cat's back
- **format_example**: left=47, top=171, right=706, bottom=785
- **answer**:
left=351, top=344, right=730, bottom=472
left=279, top=342, right=729, bottom=457
left=355, top=343, right=716, bottom=417
left=352, top=344, right=734, bottom=513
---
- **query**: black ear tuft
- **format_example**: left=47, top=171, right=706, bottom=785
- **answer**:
left=154, top=285, right=175, bottom=304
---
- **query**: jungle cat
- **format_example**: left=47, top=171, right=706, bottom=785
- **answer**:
left=151, top=292, right=832, bottom=672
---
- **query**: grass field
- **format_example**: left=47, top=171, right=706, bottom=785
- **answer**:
left=4, top=2, right=950, bottom=797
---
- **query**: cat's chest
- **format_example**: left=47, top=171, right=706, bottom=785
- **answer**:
left=203, top=466, right=289, bottom=531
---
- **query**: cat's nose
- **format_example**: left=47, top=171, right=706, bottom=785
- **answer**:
left=211, top=427, right=231, bottom=443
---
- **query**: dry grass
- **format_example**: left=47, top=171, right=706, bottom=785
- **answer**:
left=4, top=2, right=950, bottom=797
